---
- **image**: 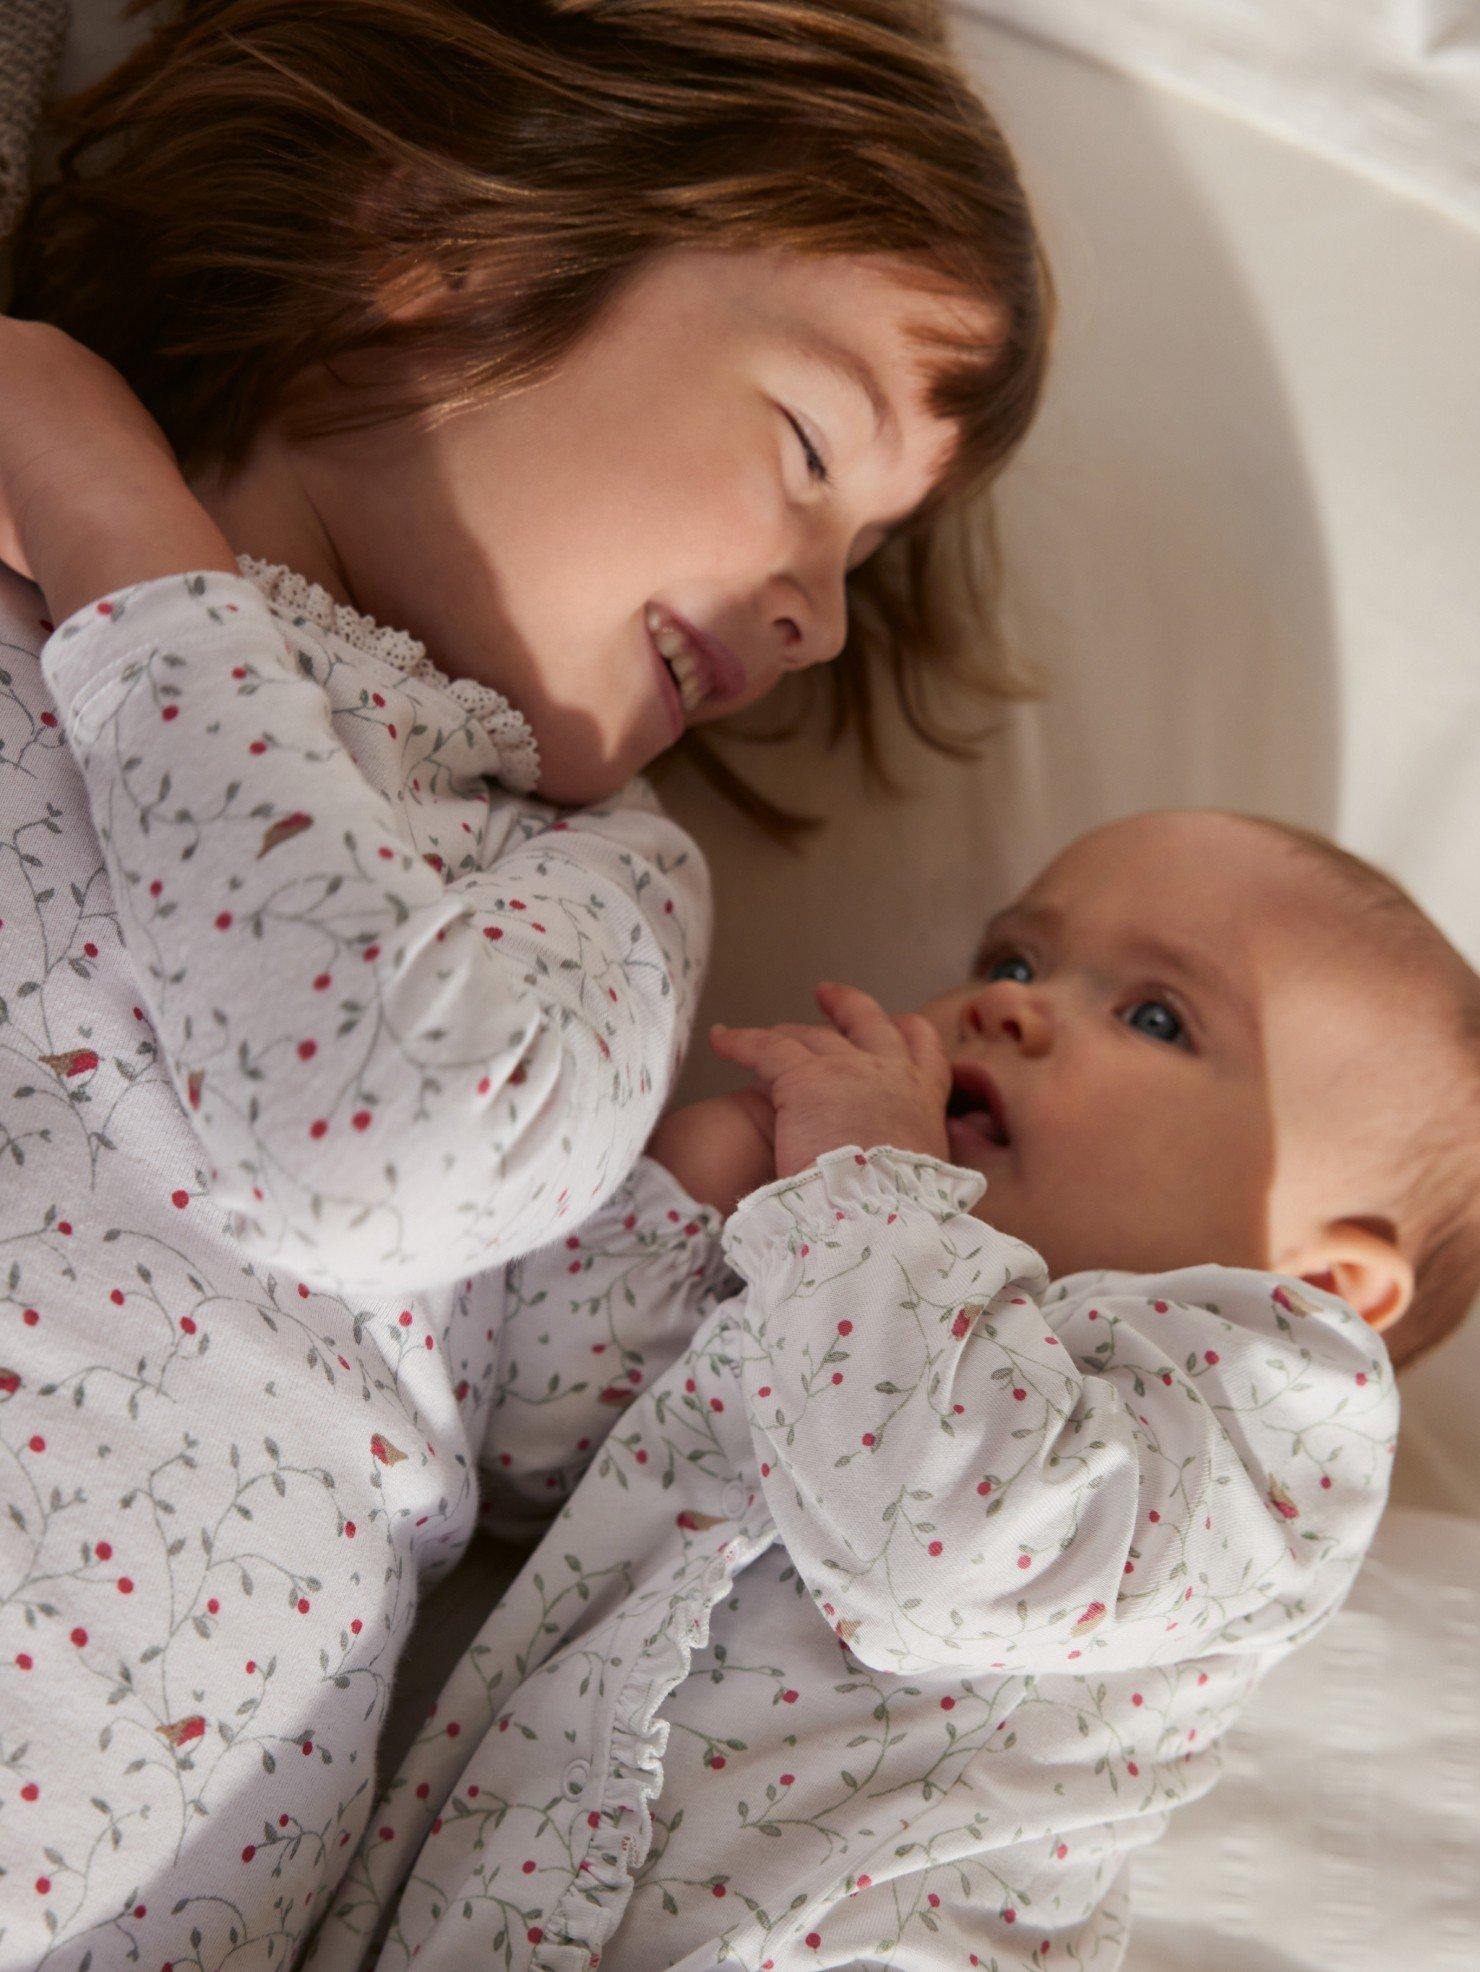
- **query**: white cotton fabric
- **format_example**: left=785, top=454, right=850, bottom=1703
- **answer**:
left=1128, top=1504, right=1480, bottom=1971
left=0, top=557, right=709, bottom=1970
left=307, top=1148, right=1397, bottom=1972
left=954, top=1, right=1480, bottom=232
left=36, top=561, right=710, bottom=1289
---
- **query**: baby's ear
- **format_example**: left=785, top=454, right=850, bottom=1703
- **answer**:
left=1281, top=1220, right=1413, bottom=1333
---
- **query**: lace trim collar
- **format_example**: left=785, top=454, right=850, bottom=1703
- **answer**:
left=237, top=554, right=541, bottom=795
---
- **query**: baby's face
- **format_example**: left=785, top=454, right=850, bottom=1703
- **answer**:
left=915, top=812, right=1403, bottom=1282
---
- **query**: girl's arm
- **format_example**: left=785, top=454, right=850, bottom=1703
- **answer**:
left=0, top=319, right=238, bottom=612
left=476, top=1090, right=772, bottom=1534
left=474, top=1156, right=735, bottom=1541
left=41, top=570, right=710, bottom=1291
left=6, top=324, right=711, bottom=1290
left=721, top=1145, right=1398, bottom=1678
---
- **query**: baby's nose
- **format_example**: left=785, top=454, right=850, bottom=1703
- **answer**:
left=963, top=984, right=1053, bottom=1056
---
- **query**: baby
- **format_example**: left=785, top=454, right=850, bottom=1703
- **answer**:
left=308, top=809, right=1480, bottom=1972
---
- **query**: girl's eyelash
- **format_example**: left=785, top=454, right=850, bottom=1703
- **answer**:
left=784, top=411, right=832, bottom=487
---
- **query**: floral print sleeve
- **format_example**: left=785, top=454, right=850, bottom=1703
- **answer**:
left=476, top=1158, right=733, bottom=1540
left=722, top=1144, right=1399, bottom=1678
left=39, top=571, right=710, bottom=1293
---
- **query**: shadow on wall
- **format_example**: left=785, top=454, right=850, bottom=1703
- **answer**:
left=663, top=23, right=1337, bottom=1102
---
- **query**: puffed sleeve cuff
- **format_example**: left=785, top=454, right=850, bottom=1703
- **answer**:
left=721, top=1144, right=988, bottom=1288
left=615, top=1155, right=733, bottom=1295
left=42, top=570, right=286, bottom=731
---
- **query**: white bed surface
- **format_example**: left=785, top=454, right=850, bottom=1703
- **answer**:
left=960, top=1, right=1480, bottom=231
left=1127, top=1504, right=1480, bottom=1970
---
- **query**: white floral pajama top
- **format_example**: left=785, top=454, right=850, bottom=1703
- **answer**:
left=305, top=1146, right=1399, bottom=1972
left=0, top=559, right=709, bottom=1969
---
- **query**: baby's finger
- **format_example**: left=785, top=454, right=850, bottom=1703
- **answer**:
left=814, top=980, right=903, bottom=1054
left=894, top=1011, right=952, bottom=1085
left=763, top=1020, right=853, bottom=1056
left=709, top=1024, right=812, bottom=1085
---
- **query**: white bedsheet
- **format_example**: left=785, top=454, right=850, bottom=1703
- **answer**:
left=960, top=1, right=1480, bottom=232
left=1127, top=1504, right=1480, bottom=1970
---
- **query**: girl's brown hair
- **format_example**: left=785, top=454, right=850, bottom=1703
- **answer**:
left=13, top=0, right=1052, bottom=828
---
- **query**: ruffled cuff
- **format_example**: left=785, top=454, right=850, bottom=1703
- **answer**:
left=614, top=1155, right=733, bottom=1295
left=42, top=570, right=286, bottom=731
left=722, top=1143, right=986, bottom=1286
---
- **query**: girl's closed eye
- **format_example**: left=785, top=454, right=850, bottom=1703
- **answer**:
left=783, top=409, right=832, bottom=487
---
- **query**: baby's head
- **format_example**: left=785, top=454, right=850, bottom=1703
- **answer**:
left=917, top=811, right=1480, bottom=1369
left=16, top=0, right=1050, bottom=801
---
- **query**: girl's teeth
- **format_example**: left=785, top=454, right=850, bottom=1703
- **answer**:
left=647, top=611, right=707, bottom=715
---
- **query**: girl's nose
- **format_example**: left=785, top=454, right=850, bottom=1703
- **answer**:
left=773, top=554, right=850, bottom=671
left=962, top=982, right=1053, bottom=1057
left=774, top=604, right=847, bottom=672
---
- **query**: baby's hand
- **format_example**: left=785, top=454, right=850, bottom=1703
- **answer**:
left=0, top=318, right=232, bottom=620
left=646, top=1087, right=776, bottom=1217
left=711, top=982, right=951, bottom=1180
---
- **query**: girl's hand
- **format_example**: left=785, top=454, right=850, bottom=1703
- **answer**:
left=710, top=981, right=952, bottom=1180
left=0, top=318, right=234, bottom=620
left=646, top=1087, right=777, bottom=1217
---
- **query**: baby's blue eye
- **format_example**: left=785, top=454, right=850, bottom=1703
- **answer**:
left=1123, top=999, right=1184, bottom=1045
left=986, top=954, right=1033, bottom=984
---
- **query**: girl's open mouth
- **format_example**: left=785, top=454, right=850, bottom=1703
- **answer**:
left=645, top=604, right=747, bottom=728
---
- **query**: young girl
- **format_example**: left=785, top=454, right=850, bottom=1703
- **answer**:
left=0, top=2, right=1048, bottom=1965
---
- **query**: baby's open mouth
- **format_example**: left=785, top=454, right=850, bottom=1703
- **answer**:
left=946, top=1063, right=1011, bottom=1147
